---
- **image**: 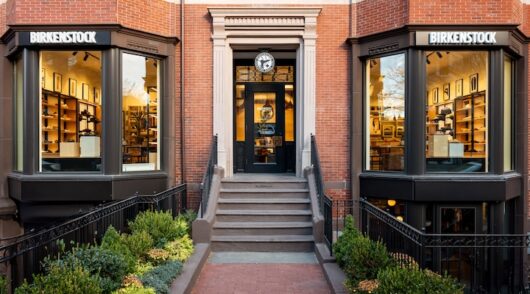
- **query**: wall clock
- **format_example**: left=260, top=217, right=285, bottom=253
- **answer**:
left=255, top=52, right=275, bottom=73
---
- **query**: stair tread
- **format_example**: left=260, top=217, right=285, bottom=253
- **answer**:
left=211, top=235, right=314, bottom=242
left=216, top=209, right=312, bottom=215
left=220, top=188, right=309, bottom=193
left=214, top=221, right=313, bottom=228
left=218, top=198, right=310, bottom=204
left=222, top=178, right=307, bottom=183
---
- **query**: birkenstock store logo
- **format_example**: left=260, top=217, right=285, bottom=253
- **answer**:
left=416, top=31, right=509, bottom=47
left=429, top=32, right=497, bottom=45
left=30, top=32, right=97, bottom=44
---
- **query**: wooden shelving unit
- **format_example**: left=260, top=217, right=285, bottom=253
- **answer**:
left=41, top=89, right=101, bottom=158
left=454, top=91, right=486, bottom=158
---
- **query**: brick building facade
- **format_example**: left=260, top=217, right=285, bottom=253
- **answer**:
left=0, top=0, right=527, bottom=253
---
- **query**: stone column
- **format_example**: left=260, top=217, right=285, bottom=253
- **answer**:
left=301, top=15, right=318, bottom=171
left=211, top=15, right=228, bottom=174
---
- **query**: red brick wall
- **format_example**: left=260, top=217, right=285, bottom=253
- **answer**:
left=0, top=2, right=6, bottom=36
left=6, top=0, right=117, bottom=25
left=316, top=5, right=351, bottom=200
left=182, top=5, right=213, bottom=208
left=408, top=0, right=520, bottom=25
left=117, top=0, right=178, bottom=37
left=356, top=0, right=408, bottom=36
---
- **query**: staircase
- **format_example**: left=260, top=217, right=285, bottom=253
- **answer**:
left=211, top=175, right=314, bottom=252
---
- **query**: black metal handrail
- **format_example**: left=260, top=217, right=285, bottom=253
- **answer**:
left=199, top=135, right=218, bottom=217
left=0, top=184, right=187, bottom=290
left=310, top=134, right=333, bottom=255
left=357, top=198, right=529, bottom=292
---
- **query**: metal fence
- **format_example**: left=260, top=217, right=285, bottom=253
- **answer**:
left=199, top=135, right=218, bottom=217
left=0, top=184, right=187, bottom=291
left=358, top=198, right=529, bottom=293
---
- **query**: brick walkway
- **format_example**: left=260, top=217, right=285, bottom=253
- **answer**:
left=191, top=253, right=331, bottom=294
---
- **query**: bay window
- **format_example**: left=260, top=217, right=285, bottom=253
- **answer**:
left=365, top=53, right=405, bottom=171
left=425, top=51, right=488, bottom=173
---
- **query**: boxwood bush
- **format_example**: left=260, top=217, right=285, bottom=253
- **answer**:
left=129, top=211, right=188, bottom=247
left=375, top=266, right=463, bottom=294
left=15, top=263, right=102, bottom=294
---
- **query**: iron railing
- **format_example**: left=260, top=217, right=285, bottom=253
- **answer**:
left=199, top=135, right=218, bottom=217
left=0, top=184, right=187, bottom=291
left=358, top=198, right=529, bottom=293
left=310, top=135, right=334, bottom=254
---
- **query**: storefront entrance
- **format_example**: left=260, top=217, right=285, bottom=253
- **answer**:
left=233, top=59, right=296, bottom=173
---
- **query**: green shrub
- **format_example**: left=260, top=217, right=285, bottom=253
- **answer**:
left=49, top=246, right=129, bottom=293
left=100, top=226, right=136, bottom=272
left=134, top=261, right=155, bottom=276
left=129, top=211, right=187, bottom=247
left=113, top=285, right=156, bottom=294
left=333, top=215, right=362, bottom=268
left=375, top=266, right=463, bottom=294
left=164, top=235, right=194, bottom=262
left=0, top=275, right=7, bottom=294
left=343, top=235, right=392, bottom=285
left=140, top=261, right=183, bottom=294
left=146, top=249, right=170, bottom=266
left=15, top=264, right=102, bottom=294
left=177, top=210, right=197, bottom=235
left=123, top=231, right=154, bottom=258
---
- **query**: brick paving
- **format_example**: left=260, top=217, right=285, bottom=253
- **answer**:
left=191, top=253, right=331, bottom=294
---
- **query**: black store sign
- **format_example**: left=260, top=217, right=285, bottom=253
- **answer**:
left=416, top=31, right=510, bottom=46
left=19, top=31, right=111, bottom=47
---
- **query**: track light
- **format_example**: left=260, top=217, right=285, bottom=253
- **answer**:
left=426, top=58, right=431, bottom=65
left=436, top=52, right=443, bottom=58
left=72, top=51, right=78, bottom=56
left=83, top=52, right=89, bottom=61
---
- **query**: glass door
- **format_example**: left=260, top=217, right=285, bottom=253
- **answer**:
left=245, top=83, right=285, bottom=173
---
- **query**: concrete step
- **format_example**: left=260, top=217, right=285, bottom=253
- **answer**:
left=211, top=235, right=314, bottom=252
left=215, top=209, right=312, bottom=222
left=219, top=188, right=309, bottom=199
left=213, top=221, right=313, bottom=236
left=217, top=198, right=311, bottom=210
left=221, top=179, right=308, bottom=190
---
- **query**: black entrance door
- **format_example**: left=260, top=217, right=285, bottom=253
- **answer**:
left=243, top=83, right=286, bottom=173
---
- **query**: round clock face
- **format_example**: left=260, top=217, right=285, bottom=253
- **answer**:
left=255, top=52, right=275, bottom=73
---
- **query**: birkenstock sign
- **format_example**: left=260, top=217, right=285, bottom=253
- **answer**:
left=416, top=31, right=510, bottom=46
left=18, top=31, right=111, bottom=47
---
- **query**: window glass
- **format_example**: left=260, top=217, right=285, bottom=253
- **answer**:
left=366, top=54, right=405, bottom=171
left=235, top=65, right=294, bottom=82
left=122, top=53, right=160, bottom=172
left=235, top=85, right=245, bottom=142
left=425, top=51, right=488, bottom=172
left=14, top=57, right=23, bottom=171
left=503, top=56, right=513, bottom=171
left=40, top=51, right=102, bottom=172
left=285, top=84, right=294, bottom=142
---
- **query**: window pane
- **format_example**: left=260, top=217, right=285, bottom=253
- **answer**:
left=40, top=51, right=102, bottom=172
left=253, top=92, right=276, bottom=164
left=425, top=51, right=488, bottom=172
left=366, top=54, right=405, bottom=171
left=14, top=57, right=23, bottom=172
left=503, top=56, right=513, bottom=171
left=235, top=85, right=245, bottom=142
left=122, top=53, right=160, bottom=172
left=285, top=84, right=294, bottom=142
left=235, top=65, right=294, bottom=82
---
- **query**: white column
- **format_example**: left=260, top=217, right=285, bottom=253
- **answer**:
left=301, top=16, right=318, bottom=171
left=212, top=16, right=228, bottom=172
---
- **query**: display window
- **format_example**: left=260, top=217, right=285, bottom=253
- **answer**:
left=425, top=51, right=488, bottom=172
left=14, top=56, right=24, bottom=172
left=503, top=56, right=514, bottom=172
left=122, top=53, right=161, bottom=172
left=40, top=51, right=102, bottom=172
left=365, top=53, right=405, bottom=171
